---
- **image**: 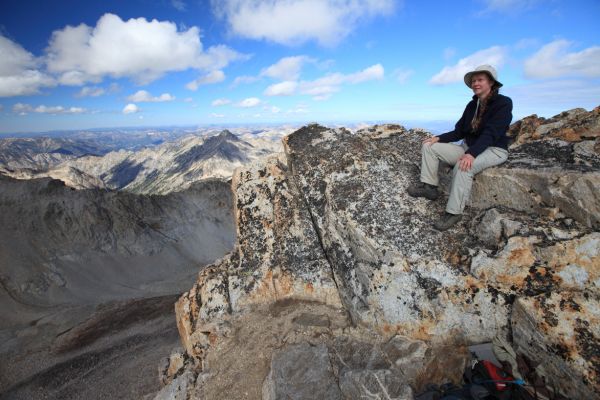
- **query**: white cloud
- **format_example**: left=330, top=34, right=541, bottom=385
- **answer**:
left=77, top=83, right=119, bottom=98
left=238, top=97, right=261, bottom=107
left=11, top=103, right=85, bottom=114
left=263, top=64, right=384, bottom=100
left=186, top=70, right=226, bottom=90
left=211, top=0, right=395, bottom=46
left=123, top=103, right=140, bottom=114
left=0, top=35, right=55, bottom=97
left=264, top=80, right=298, bottom=96
left=300, top=63, right=384, bottom=99
left=183, top=97, right=193, bottom=102
left=392, top=68, right=414, bottom=84
left=429, top=46, right=507, bottom=85
left=127, top=90, right=175, bottom=102
left=35, top=105, right=86, bottom=114
left=76, top=86, right=105, bottom=97
left=211, top=112, right=225, bottom=118
left=12, top=103, right=33, bottom=114
left=171, top=0, right=186, bottom=11
left=261, top=56, right=313, bottom=80
left=45, top=13, right=244, bottom=85
left=212, top=98, right=231, bottom=106
left=345, top=64, right=384, bottom=83
left=523, top=40, right=600, bottom=79
left=270, top=106, right=281, bottom=113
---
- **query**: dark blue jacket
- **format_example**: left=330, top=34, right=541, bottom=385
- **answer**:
left=437, top=93, right=513, bottom=157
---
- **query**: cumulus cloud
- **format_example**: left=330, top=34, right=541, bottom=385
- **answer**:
left=45, top=13, right=244, bottom=85
left=429, top=46, right=507, bottom=85
left=11, top=102, right=85, bottom=114
left=237, top=97, right=261, bottom=107
left=123, top=103, right=140, bottom=114
left=264, top=80, right=298, bottom=96
left=186, top=70, right=226, bottom=90
left=302, top=64, right=384, bottom=99
left=261, top=56, right=313, bottom=80
left=0, top=35, right=55, bottom=97
left=212, top=98, right=231, bottom=106
left=264, top=63, right=384, bottom=100
left=211, top=0, right=395, bottom=46
left=127, top=90, right=175, bottom=102
left=524, top=40, right=600, bottom=79
left=211, top=112, right=225, bottom=118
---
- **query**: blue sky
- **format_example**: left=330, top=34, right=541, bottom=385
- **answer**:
left=0, top=0, right=599, bottom=134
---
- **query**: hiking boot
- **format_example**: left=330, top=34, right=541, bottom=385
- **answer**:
left=407, top=182, right=439, bottom=200
left=434, top=212, right=462, bottom=231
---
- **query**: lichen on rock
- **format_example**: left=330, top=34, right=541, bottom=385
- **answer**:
left=164, top=108, right=600, bottom=399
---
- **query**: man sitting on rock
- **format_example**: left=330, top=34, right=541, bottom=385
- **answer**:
left=408, top=64, right=513, bottom=230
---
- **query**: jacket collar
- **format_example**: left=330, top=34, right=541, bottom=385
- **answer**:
left=471, top=92, right=498, bottom=103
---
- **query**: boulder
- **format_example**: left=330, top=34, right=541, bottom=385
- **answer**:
left=168, top=106, right=600, bottom=399
left=512, top=293, right=600, bottom=399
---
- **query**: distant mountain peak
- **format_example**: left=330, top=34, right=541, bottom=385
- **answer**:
left=216, top=130, right=241, bottom=142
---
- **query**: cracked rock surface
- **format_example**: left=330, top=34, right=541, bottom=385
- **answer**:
left=164, top=107, right=600, bottom=400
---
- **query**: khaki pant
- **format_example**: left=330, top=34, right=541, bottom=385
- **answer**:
left=420, top=142, right=508, bottom=214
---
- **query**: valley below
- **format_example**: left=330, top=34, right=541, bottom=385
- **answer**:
left=0, top=128, right=267, bottom=399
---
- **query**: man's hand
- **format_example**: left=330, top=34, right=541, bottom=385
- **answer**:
left=458, top=153, right=475, bottom=171
left=423, top=136, right=439, bottom=146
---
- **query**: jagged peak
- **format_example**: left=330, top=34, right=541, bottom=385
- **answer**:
left=216, top=129, right=241, bottom=142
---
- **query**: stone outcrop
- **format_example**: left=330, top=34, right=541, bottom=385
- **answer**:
left=164, top=107, right=600, bottom=399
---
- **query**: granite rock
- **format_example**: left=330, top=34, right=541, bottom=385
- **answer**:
left=168, top=107, right=600, bottom=399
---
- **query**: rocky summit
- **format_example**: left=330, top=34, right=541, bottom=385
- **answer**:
left=160, top=107, right=599, bottom=400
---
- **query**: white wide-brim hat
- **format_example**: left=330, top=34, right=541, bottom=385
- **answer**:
left=464, top=64, right=503, bottom=88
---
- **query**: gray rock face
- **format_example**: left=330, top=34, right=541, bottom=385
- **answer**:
left=58, top=130, right=283, bottom=195
left=0, top=137, right=105, bottom=170
left=170, top=107, right=600, bottom=399
left=262, top=338, right=421, bottom=400
left=512, top=294, right=600, bottom=400
left=262, top=342, right=343, bottom=400
left=0, top=175, right=236, bottom=329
